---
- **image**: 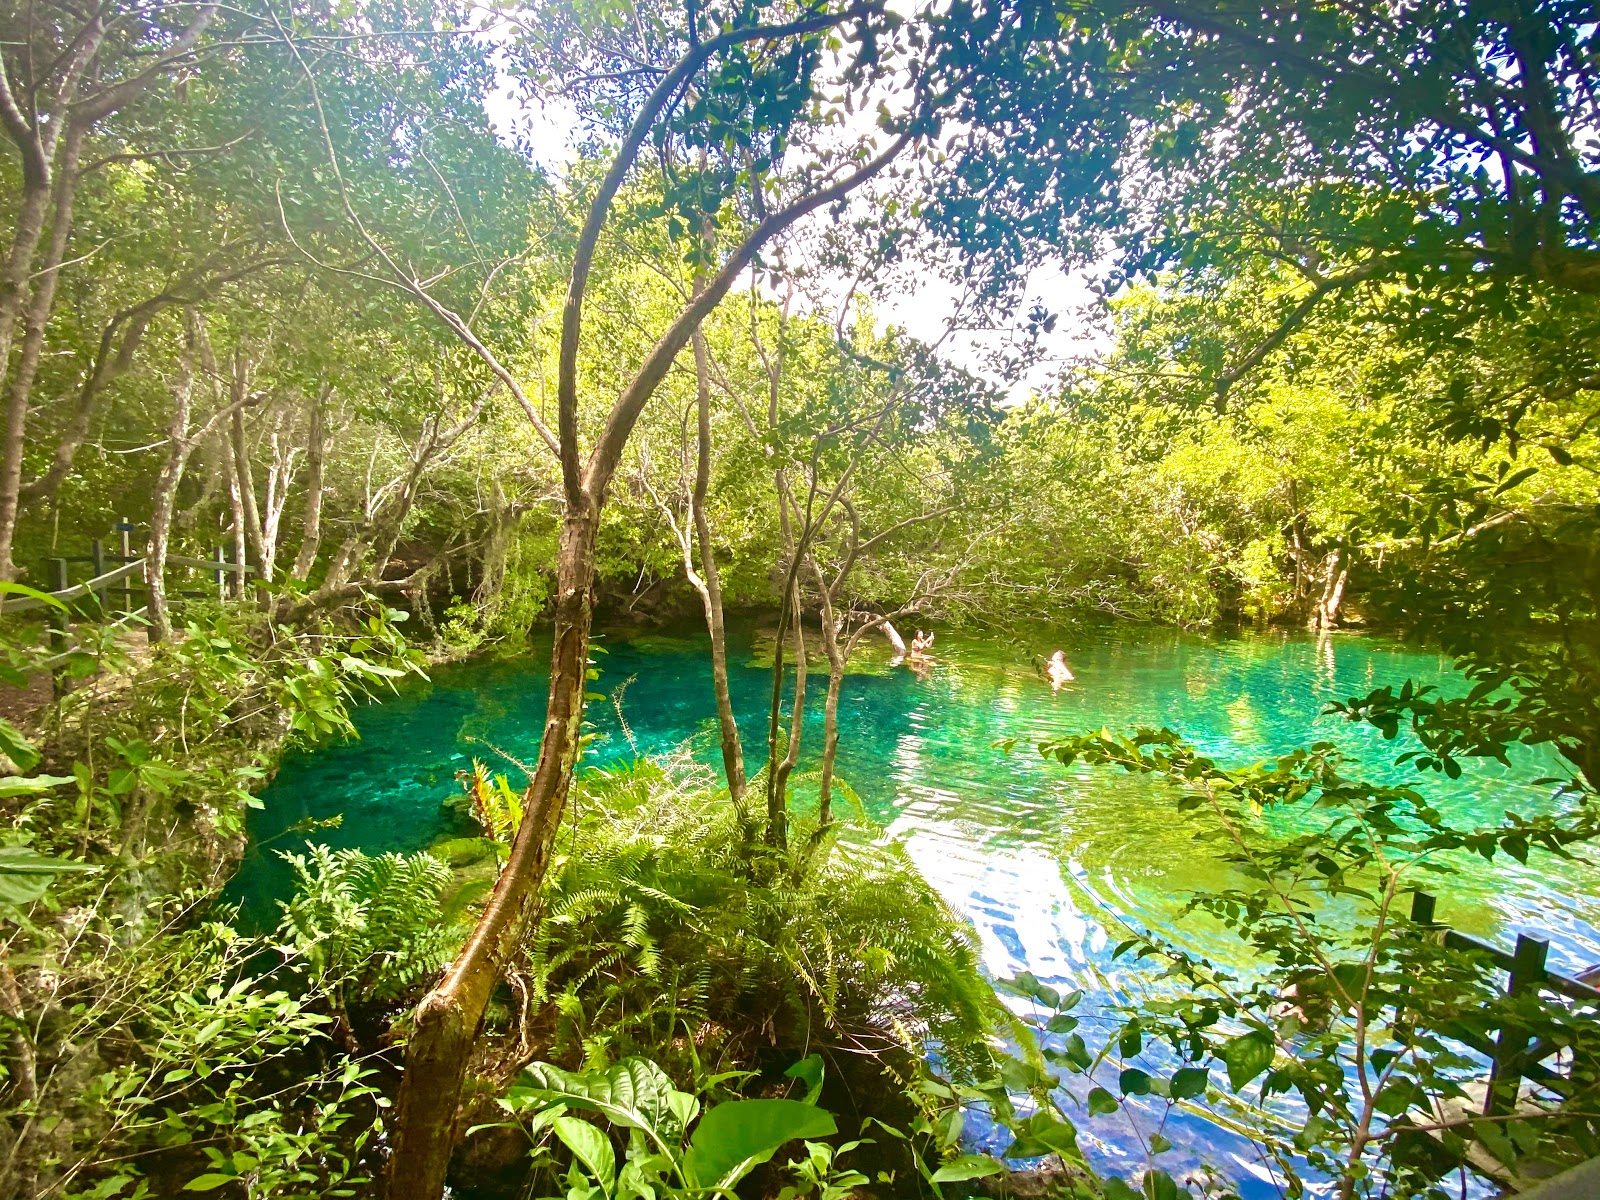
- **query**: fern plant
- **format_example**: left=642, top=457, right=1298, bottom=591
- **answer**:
left=274, top=845, right=458, bottom=1009
left=516, top=756, right=1004, bottom=1083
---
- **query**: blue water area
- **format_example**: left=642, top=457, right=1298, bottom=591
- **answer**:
left=233, top=622, right=1599, bottom=1195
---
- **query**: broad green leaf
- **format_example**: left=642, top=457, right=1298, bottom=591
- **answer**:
left=1119, top=1068, right=1152, bottom=1096
left=0, top=774, right=74, bottom=799
left=513, top=1058, right=695, bottom=1151
left=783, top=1053, right=824, bottom=1105
left=1221, top=1031, right=1276, bottom=1091
left=1086, top=1087, right=1119, bottom=1116
left=183, top=1175, right=237, bottom=1191
left=0, top=846, right=97, bottom=907
left=682, top=1099, right=836, bottom=1188
left=0, top=719, right=40, bottom=772
left=1000, top=1111, right=1078, bottom=1159
left=1169, top=1066, right=1209, bottom=1100
left=0, top=581, right=66, bottom=611
left=929, top=1155, right=1005, bottom=1183
left=553, top=1116, right=616, bottom=1191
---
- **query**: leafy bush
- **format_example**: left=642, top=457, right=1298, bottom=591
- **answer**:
left=0, top=606, right=429, bottom=1198
left=1012, top=726, right=1600, bottom=1200
left=512, top=757, right=1004, bottom=1083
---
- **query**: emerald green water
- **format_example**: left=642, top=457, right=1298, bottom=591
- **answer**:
left=236, top=623, right=1598, bottom=1193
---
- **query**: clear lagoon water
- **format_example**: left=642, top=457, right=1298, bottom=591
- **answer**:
left=234, top=621, right=1599, bottom=1194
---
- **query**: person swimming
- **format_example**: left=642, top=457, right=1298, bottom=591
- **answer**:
left=909, top=629, right=934, bottom=658
left=1045, top=650, right=1075, bottom=689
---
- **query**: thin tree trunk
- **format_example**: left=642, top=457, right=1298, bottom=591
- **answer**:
left=812, top=566, right=845, bottom=831
left=0, top=124, right=81, bottom=580
left=292, top=386, right=328, bottom=580
left=146, top=317, right=201, bottom=642
left=223, top=432, right=248, bottom=599
left=229, top=376, right=265, bottom=579
left=690, top=320, right=746, bottom=808
left=767, top=582, right=807, bottom=850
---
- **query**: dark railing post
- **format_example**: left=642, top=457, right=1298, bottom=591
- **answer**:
left=49, top=557, right=69, bottom=697
left=213, top=545, right=227, bottom=601
left=90, top=538, right=106, bottom=613
left=1485, top=933, right=1549, bottom=1116
left=1395, top=892, right=1440, bottom=1035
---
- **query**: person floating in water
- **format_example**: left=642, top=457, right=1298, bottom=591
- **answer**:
left=1045, top=649, right=1075, bottom=689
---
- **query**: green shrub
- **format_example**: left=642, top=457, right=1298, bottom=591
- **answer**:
left=514, top=757, right=1003, bottom=1083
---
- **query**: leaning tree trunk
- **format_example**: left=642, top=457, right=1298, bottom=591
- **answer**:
left=387, top=504, right=597, bottom=1200
left=0, top=126, right=80, bottom=580
left=766, top=581, right=807, bottom=850
left=384, top=55, right=907, bottom=1192
left=223, top=437, right=249, bottom=599
left=230, top=400, right=266, bottom=585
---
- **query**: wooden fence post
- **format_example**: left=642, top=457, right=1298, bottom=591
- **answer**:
left=213, top=546, right=227, bottom=601
left=1485, top=933, right=1549, bottom=1116
left=117, top=518, right=134, bottom=612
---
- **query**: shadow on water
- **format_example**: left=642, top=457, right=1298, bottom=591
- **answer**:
left=230, top=619, right=1597, bottom=1194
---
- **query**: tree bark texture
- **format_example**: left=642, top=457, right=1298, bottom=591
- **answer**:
left=690, top=322, right=747, bottom=809
left=292, top=387, right=328, bottom=580
left=146, top=319, right=202, bottom=641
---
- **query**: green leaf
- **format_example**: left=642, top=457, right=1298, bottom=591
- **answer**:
left=783, top=1053, right=824, bottom=1105
left=513, top=1058, right=696, bottom=1151
left=0, top=774, right=74, bottom=798
left=1087, top=1087, right=1119, bottom=1115
left=1221, top=1031, right=1276, bottom=1092
left=553, top=1116, right=616, bottom=1191
left=929, top=1155, right=1005, bottom=1183
left=0, top=719, right=40, bottom=772
left=1045, top=1013, right=1080, bottom=1034
left=996, top=971, right=1061, bottom=1008
left=0, top=581, right=66, bottom=611
left=183, top=1175, right=237, bottom=1191
left=1000, top=1111, right=1078, bottom=1159
left=0, top=846, right=97, bottom=907
left=1169, top=1066, right=1209, bottom=1100
left=682, top=1099, right=836, bottom=1189
left=1119, top=1068, right=1152, bottom=1096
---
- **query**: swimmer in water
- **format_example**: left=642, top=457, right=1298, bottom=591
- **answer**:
left=1045, top=650, right=1075, bottom=689
left=910, top=629, right=934, bottom=658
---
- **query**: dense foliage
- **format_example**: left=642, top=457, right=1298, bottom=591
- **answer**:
left=2, top=0, right=1598, bottom=1197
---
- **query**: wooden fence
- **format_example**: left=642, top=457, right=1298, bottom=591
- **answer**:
left=1409, top=890, right=1600, bottom=1125
left=0, top=520, right=252, bottom=652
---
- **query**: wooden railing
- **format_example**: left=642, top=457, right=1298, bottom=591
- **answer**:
left=1409, top=891, right=1600, bottom=1118
left=0, top=522, right=252, bottom=625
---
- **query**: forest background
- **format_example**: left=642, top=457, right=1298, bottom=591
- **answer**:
left=1, top=2, right=1598, bottom=1200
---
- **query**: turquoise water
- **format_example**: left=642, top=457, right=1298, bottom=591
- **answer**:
left=236, top=623, right=1599, bottom=1193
